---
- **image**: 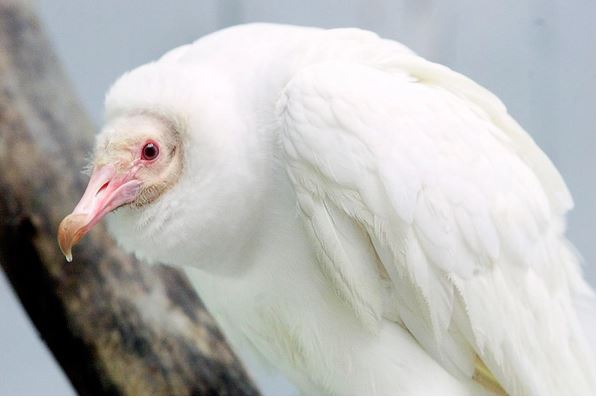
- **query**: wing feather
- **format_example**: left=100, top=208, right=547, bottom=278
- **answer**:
left=278, top=58, right=594, bottom=394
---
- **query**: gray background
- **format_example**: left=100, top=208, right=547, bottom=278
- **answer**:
left=0, top=0, right=593, bottom=394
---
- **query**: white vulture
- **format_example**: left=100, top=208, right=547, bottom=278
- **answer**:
left=58, top=24, right=595, bottom=395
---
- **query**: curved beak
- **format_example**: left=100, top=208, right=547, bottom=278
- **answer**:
left=58, top=164, right=141, bottom=262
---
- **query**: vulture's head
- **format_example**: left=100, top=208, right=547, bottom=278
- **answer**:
left=58, top=63, right=266, bottom=268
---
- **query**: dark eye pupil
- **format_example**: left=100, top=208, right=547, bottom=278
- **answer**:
left=142, top=143, right=158, bottom=160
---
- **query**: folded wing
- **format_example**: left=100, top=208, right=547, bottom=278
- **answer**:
left=278, top=57, right=594, bottom=395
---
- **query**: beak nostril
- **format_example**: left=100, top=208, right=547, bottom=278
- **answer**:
left=96, top=181, right=110, bottom=196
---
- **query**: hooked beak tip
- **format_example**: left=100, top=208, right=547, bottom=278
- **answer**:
left=57, top=213, right=88, bottom=262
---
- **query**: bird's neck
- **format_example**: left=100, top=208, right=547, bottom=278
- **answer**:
left=182, top=158, right=318, bottom=317
left=176, top=49, right=318, bottom=275
left=202, top=154, right=312, bottom=268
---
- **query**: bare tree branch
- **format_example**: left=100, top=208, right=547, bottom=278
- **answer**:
left=0, top=1, right=258, bottom=394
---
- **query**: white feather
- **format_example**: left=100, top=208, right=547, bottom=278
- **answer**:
left=102, top=24, right=594, bottom=395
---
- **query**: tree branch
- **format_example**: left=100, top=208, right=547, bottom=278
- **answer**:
left=0, top=1, right=258, bottom=394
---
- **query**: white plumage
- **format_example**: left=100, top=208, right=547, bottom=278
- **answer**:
left=65, top=24, right=595, bottom=394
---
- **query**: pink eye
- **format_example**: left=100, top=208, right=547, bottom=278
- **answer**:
left=141, top=141, right=159, bottom=161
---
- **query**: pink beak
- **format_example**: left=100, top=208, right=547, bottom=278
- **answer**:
left=58, top=164, right=141, bottom=262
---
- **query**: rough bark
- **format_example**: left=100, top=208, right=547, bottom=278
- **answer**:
left=0, top=1, right=258, bottom=395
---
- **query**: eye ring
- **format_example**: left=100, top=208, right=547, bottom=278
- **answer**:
left=141, top=141, right=159, bottom=161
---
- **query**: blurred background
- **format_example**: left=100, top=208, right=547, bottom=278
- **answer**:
left=0, top=0, right=594, bottom=394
